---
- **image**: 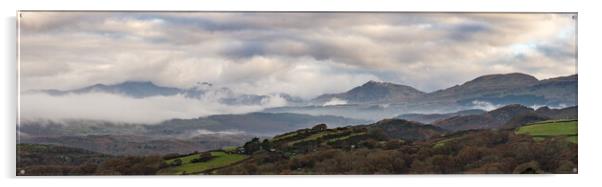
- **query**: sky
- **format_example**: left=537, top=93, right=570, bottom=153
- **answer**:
left=19, top=12, right=576, bottom=97
left=18, top=12, right=577, bottom=123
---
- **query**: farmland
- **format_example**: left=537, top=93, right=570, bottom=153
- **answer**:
left=158, top=151, right=248, bottom=175
left=516, top=119, right=577, bottom=143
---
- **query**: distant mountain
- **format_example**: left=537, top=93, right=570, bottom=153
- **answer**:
left=39, top=81, right=185, bottom=98
left=270, top=73, right=576, bottom=120
left=30, top=81, right=303, bottom=105
left=511, top=74, right=577, bottom=105
left=148, top=112, right=370, bottom=136
left=312, top=80, right=425, bottom=105
left=441, top=73, right=577, bottom=107
left=425, top=73, right=539, bottom=100
left=433, top=104, right=577, bottom=131
left=395, top=109, right=486, bottom=124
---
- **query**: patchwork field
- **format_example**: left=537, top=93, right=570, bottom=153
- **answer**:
left=158, top=151, right=248, bottom=175
left=516, top=119, right=577, bottom=143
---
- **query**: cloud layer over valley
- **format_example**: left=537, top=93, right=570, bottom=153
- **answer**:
left=20, top=92, right=287, bottom=123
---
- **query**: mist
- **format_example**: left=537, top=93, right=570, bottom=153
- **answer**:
left=20, top=92, right=287, bottom=124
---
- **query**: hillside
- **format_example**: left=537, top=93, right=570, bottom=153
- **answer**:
left=395, top=109, right=486, bottom=124
left=433, top=105, right=577, bottom=131
left=367, top=119, right=446, bottom=140
left=425, top=73, right=539, bottom=101
left=17, top=143, right=171, bottom=176
left=149, top=112, right=369, bottom=136
left=433, top=104, right=534, bottom=131
left=18, top=144, right=111, bottom=168
left=17, top=144, right=112, bottom=175
left=516, top=119, right=578, bottom=143
left=19, top=134, right=252, bottom=156
left=213, top=120, right=576, bottom=174
left=312, top=80, right=425, bottom=105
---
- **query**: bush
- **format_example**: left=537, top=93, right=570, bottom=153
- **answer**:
left=513, top=161, right=544, bottom=174
left=171, top=159, right=182, bottom=166
left=190, top=152, right=213, bottom=163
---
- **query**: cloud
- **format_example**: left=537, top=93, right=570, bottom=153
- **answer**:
left=19, top=92, right=287, bottom=124
left=19, top=12, right=577, bottom=96
left=323, top=97, right=348, bottom=106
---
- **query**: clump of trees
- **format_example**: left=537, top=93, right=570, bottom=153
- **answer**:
left=191, top=152, right=213, bottom=163
left=242, top=137, right=276, bottom=154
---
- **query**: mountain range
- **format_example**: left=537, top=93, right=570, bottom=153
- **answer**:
left=313, top=73, right=576, bottom=106
left=266, top=73, right=577, bottom=120
left=30, top=81, right=303, bottom=106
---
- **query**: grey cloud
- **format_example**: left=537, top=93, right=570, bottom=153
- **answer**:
left=19, top=12, right=576, bottom=94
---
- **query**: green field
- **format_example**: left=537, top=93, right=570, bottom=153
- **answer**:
left=327, top=132, right=367, bottom=143
left=158, top=151, right=248, bottom=175
left=272, top=132, right=298, bottom=141
left=516, top=119, right=577, bottom=144
left=433, top=137, right=458, bottom=148
left=222, top=146, right=238, bottom=152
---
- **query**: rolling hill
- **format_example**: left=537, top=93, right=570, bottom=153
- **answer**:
left=395, top=109, right=486, bottom=124
left=312, top=80, right=425, bottom=105
left=433, top=105, right=577, bottom=131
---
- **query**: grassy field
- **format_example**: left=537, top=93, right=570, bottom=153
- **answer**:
left=516, top=119, right=577, bottom=144
left=158, top=151, right=248, bottom=175
left=326, top=132, right=367, bottom=143
left=222, top=146, right=238, bottom=152
left=433, top=137, right=458, bottom=148
left=272, top=132, right=298, bottom=141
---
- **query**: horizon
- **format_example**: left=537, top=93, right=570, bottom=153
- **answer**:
left=23, top=71, right=578, bottom=96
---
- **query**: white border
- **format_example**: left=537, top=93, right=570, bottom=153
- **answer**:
left=2, top=1, right=601, bottom=187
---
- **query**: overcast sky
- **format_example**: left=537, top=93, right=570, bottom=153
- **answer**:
left=19, top=12, right=577, bottom=98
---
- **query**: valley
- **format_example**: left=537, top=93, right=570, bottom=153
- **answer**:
left=18, top=103, right=578, bottom=175
left=17, top=73, right=578, bottom=175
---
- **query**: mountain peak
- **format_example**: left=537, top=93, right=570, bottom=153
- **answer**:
left=466, top=73, right=538, bottom=86
left=118, top=80, right=158, bottom=87
left=361, top=80, right=389, bottom=87
left=313, top=80, right=425, bottom=104
left=360, top=80, right=415, bottom=89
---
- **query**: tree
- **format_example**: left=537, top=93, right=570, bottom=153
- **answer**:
left=311, top=124, right=328, bottom=131
left=191, top=152, right=213, bottom=163
left=171, top=159, right=182, bottom=166
left=513, top=161, right=544, bottom=174
left=367, top=128, right=387, bottom=140
left=261, top=139, right=273, bottom=151
left=243, top=137, right=262, bottom=154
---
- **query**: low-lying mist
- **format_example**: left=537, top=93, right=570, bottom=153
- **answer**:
left=20, top=92, right=287, bottom=124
